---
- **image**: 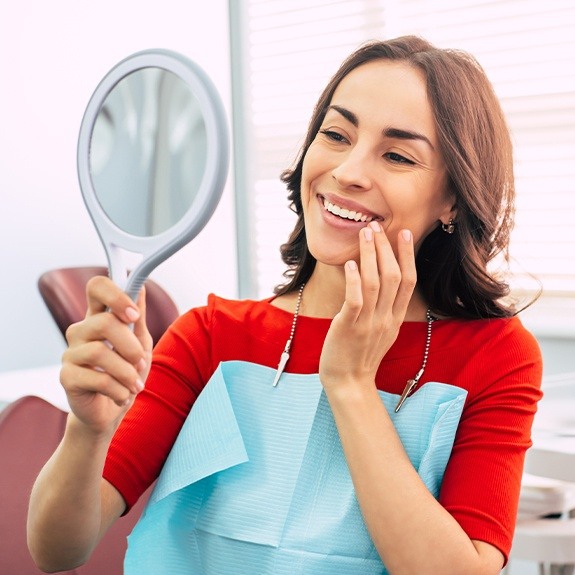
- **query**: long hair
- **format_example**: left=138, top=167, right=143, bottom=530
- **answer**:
left=276, top=35, right=516, bottom=319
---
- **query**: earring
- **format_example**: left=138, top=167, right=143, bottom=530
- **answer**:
left=441, top=218, right=455, bottom=234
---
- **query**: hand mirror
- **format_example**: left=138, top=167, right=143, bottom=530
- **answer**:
left=77, top=49, right=229, bottom=300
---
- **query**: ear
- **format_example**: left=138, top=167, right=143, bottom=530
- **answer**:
left=439, top=199, right=458, bottom=227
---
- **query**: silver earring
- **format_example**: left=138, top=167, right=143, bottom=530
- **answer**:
left=441, top=218, right=455, bottom=234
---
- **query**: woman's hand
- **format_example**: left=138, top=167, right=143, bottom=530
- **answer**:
left=319, top=222, right=416, bottom=392
left=60, top=275, right=153, bottom=435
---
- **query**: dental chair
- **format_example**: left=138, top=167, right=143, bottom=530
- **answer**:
left=38, top=266, right=179, bottom=346
left=0, top=395, right=153, bottom=574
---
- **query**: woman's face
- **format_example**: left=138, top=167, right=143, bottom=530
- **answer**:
left=301, top=60, right=456, bottom=267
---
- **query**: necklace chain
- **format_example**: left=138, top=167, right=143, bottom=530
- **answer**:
left=420, top=308, right=434, bottom=375
left=272, top=283, right=305, bottom=387
left=273, top=284, right=435, bottom=412
left=286, top=283, right=305, bottom=350
left=394, top=309, right=435, bottom=412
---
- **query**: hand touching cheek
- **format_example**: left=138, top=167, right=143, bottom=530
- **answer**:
left=319, top=224, right=416, bottom=392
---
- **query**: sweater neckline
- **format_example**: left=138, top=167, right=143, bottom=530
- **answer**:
left=264, top=295, right=433, bottom=325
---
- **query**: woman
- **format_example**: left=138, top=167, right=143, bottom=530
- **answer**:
left=28, top=36, right=542, bottom=575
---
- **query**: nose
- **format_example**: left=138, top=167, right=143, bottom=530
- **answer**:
left=331, top=146, right=373, bottom=191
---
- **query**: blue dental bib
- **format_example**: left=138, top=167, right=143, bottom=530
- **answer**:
left=125, top=360, right=466, bottom=574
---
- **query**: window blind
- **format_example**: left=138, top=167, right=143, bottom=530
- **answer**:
left=231, top=0, right=575, bottom=319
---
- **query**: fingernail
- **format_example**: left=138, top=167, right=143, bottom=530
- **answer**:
left=363, top=227, right=373, bottom=241
left=401, top=229, right=412, bottom=242
left=369, top=221, right=381, bottom=232
left=126, top=307, right=139, bottom=322
left=137, top=358, right=147, bottom=372
left=347, top=260, right=358, bottom=271
left=134, top=378, right=145, bottom=392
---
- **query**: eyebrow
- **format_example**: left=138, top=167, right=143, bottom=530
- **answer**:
left=327, top=104, right=435, bottom=151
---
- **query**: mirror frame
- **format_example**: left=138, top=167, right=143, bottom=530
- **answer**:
left=77, top=49, right=229, bottom=299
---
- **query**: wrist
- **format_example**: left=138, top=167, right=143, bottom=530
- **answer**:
left=323, top=378, right=380, bottom=406
left=66, top=413, right=118, bottom=447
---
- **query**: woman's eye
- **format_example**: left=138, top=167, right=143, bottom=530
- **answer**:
left=319, top=129, right=347, bottom=143
left=385, top=152, right=415, bottom=165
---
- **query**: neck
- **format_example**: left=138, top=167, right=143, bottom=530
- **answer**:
left=296, top=264, right=429, bottom=321
left=299, top=267, right=345, bottom=318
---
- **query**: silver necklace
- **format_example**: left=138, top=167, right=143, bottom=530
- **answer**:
left=272, top=283, right=305, bottom=386
left=394, top=309, right=435, bottom=412
left=272, top=284, right=435, bottom=412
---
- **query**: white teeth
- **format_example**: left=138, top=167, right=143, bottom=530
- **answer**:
left=323, top=198, right=375, bottom=222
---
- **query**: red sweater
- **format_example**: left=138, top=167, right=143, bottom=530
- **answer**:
left=103, top=295, right=542, bottom=560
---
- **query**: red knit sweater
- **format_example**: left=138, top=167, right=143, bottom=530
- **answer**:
left=103, top=294, right=542, bottom=560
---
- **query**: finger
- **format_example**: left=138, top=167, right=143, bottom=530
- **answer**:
left=133, top=286, right=153, bottom=356
left=370, top=223, right=402, bottom=315
left=66, top=311, right=146, bottom=367
left=358, top=223, right=382, bottom=312
left=62, top=340, right=145, bottom=395
left=336, top=260, right=363, bottom=324
left=85, top=275, right=141, bottom=325
left=393, top=229, right=417, bottom=316
left=61, top=362, right=137, bottom=407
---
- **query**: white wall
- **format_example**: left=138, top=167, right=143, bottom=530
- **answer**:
left=0, top=1, right=236, bottom=372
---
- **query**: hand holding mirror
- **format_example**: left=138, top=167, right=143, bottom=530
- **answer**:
left=77, top=49, right=230, bottom=301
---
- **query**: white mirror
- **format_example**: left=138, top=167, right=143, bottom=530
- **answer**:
left=77, top=49, right=229, bottom=300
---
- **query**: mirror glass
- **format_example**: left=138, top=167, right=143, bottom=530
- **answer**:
left=77, top=49, right=229, bottom=299
left=90, top=68, right=207, bottom=237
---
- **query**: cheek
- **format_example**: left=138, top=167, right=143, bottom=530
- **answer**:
left=411, top=171, right=452, bottom=218
left=300, top=149, right=323, bottom=204
left=384, top=183, right=449, bottom=248
left=300, top=172, right=312, bottom=216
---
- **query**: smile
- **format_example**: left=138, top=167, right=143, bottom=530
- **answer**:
left=321, top=197, right=382, bottom=223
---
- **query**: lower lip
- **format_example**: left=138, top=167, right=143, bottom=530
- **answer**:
left=317, top=196, right=373, bottom=230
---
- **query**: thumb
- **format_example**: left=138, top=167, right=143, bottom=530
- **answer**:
left=133, top=285, right=153, bottom=356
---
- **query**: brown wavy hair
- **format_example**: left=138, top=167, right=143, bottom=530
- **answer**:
left=275, top=35, right=517, bottom=319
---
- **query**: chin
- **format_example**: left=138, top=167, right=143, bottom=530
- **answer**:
left=308, top=243, right=358, bottom=268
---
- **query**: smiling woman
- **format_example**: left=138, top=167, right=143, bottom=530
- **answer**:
left=28, top=35, right=541, bottom=575
left=233, top=3, right=575, bottom=328
left=278, top=39, right=515, bottom=322
left=295, top=60, right=454, bottom=281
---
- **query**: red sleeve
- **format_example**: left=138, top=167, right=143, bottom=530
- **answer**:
left=438, top=318, right=543, bottom=562
left=102, top=299, right=216, bottom=512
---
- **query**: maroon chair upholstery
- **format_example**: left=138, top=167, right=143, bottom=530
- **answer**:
left=0, top=396, right=69, bottom=574
left=0, top=395, right=153, bottom=575
left=38, top=266, right=179, bottom=346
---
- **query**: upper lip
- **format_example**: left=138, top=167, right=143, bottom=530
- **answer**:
left=319, top=193, right=385, bottom=221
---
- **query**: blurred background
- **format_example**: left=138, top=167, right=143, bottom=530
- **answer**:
left=0, top=3, right=574, bottom=574
left=0, top=0, right=573, bottom=373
